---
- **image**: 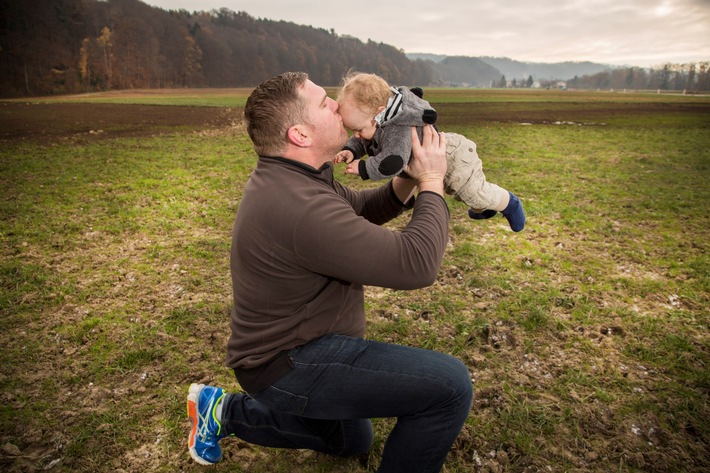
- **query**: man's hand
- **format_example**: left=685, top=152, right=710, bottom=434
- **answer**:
left=405, top=126, right=446, bottom=195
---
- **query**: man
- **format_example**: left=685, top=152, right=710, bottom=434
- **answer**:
left=187, top=72, right=472, bottom=473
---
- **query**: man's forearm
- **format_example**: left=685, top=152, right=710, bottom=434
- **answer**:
left=392, top=175, right=417, bottom=204
left=415, top=177, right=445, bottom=196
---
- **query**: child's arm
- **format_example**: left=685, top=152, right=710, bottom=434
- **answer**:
left=343, top=136, right=367, bottom=159
left=334, top=137, right=366, bottom=168
left=334, top=136, right=369, bottom=177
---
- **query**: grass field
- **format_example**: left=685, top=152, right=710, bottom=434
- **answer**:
left=1, top=88, right=709, bottom=472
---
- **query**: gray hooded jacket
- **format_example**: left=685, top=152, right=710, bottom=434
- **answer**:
left=343, top=86, right=437, bottom=181
left=343, top=87, right=509, bottom=211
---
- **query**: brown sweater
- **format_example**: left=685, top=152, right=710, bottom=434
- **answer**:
left=226, top=156, right=449, bottom=392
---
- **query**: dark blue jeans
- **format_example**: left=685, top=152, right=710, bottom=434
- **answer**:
left=220, top=334, right=473, bottom=472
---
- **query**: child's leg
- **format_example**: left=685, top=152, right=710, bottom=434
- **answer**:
left=445, top=133, right=497, bottom=213
left=469, top=189, right=509, bottom=218
left=444, top=133, right=525, bottom=231
left=469, top=190, right=525, bottom=231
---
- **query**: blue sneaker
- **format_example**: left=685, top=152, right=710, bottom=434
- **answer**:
left=187, top=383, right=225, bottom=465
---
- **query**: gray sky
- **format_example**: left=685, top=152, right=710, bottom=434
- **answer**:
left=142, top=0, right=710, bottom=67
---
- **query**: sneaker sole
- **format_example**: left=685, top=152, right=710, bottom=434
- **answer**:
left=187, top=383, right=217, bottom=466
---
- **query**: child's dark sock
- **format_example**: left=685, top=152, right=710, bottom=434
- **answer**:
left=468, top=209, right=498, bottom=220
left=501, top=192, right=525, bottom=232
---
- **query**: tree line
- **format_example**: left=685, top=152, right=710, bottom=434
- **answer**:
left=1, top=0, right=707, bottom=98
left=491, top=63, right=710, bottom=92
left=567, top=63, right=710, bottom=92
left=0, top=0, right=432, bottom=97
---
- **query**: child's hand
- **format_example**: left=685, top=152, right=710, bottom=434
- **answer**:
left=345, top=159, right=361, bottom=176
left=334, top=150, right=355, bottom=164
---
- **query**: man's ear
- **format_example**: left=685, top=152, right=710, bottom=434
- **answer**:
left=287, top=125, right=312, bottom=148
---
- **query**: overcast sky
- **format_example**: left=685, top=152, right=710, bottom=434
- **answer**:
left=141, top=0, right=709, bottom=67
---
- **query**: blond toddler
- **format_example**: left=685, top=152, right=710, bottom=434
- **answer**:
left=335, top=72, right=525, bottom=232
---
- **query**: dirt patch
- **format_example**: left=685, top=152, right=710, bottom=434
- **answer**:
left=435, top=101, right=710, bottom=127
left=0, top=102, right=238, bottom=142
left=4, top=101, right=707, bottom=143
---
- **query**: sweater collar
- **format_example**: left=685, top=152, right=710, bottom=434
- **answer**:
left=259, top=155, right=334, bottom=182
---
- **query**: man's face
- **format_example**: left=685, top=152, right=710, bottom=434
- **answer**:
left=338, top=97, right=377, bottom=141
left=301, top=80, right=348, bottom=155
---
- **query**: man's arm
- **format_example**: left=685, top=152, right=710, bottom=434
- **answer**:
left=297, top=125, right=449, bottom=289
left=331, top=125, right=446, bottom=229
left=391, top=175, right=417, bottom=204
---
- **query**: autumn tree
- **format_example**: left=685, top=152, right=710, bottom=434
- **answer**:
left=97, top=26, right=113, bottom=86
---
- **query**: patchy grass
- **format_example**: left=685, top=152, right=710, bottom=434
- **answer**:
left=0, top=89, right=708, bottom=472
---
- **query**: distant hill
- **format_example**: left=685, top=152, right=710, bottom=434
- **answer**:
left=477, top=56, right=612, bottom=80
left=430, top=56, right=501, bottom=87
left=408, top=53, right=449, bottom=63
left=408, top=53, right=612, bottom=85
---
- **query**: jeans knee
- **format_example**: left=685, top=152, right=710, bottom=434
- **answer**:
left=447, top=357, right=474, bottom=410
left=339, top=419, right=373, bottom=456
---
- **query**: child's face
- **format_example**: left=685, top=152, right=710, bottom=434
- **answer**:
left=338, top=96, right=378, bottom=140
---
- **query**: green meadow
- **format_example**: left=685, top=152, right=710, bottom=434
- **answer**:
left=1, top=88, right=708, bottom=472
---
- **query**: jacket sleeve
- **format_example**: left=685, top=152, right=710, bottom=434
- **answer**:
left=363, top=125, right=413, bottom=181
left=343, top=136, right=367, bottom=159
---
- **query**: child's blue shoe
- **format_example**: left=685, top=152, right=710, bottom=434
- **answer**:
left=502, top=192, right=525, bottom=232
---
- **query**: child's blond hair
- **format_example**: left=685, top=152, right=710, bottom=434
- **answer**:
left=338, top=72, right=392, bottom=115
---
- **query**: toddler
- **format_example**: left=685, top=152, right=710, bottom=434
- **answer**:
left=335, top=72, right=525, bottom=232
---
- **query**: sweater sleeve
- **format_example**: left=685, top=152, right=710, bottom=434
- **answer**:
left=293, top=190, right=449, bottom=290
left=334, top=179, right=411, bottom=225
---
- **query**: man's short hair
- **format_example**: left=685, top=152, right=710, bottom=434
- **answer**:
left=244, top=72, right=309, bottom=156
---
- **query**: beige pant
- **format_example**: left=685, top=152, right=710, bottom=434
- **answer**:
left=444, top=133, right=509, bottom=212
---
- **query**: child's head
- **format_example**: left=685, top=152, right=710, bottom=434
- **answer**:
left=337, top=72, right=391, bottom=140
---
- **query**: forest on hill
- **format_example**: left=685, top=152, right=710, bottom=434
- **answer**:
left=0, top=0, right=432, bottom=97
left=1, top=0, right=707, bottom=98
